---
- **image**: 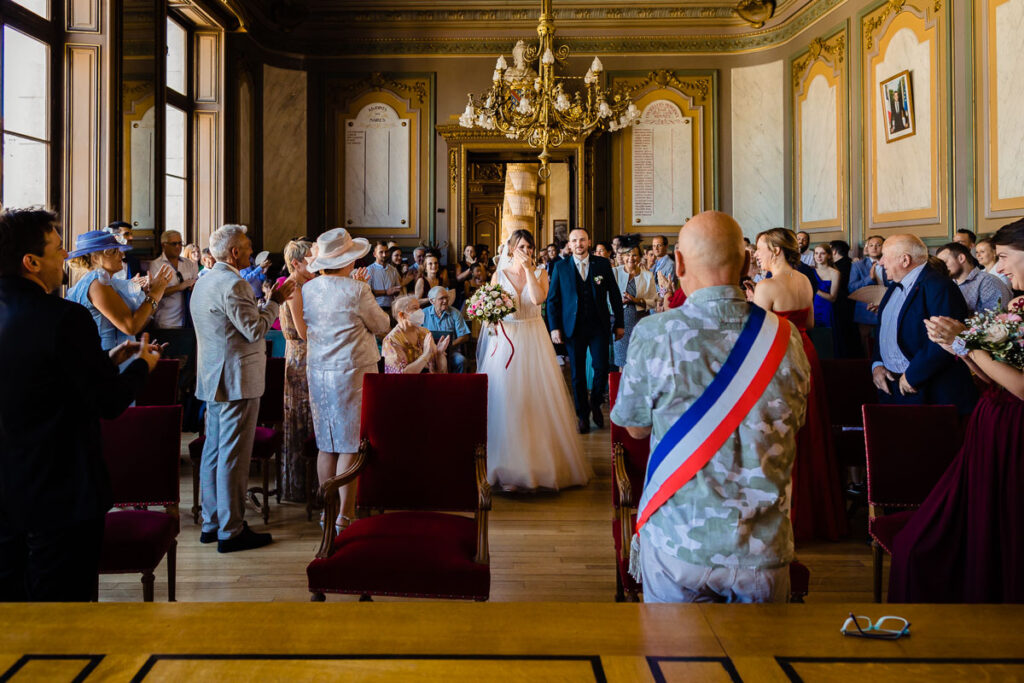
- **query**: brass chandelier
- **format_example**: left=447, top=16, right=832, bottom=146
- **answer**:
left=459, top=0, right=640, bottom=179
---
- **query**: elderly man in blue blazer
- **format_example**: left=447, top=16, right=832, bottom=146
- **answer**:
left=191, top=225, right=294, bottom=553
left=871, top=234, right=977, bottom=415
left=547, top=228, right=625, bottom=434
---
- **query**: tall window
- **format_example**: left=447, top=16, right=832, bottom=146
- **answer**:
left=1, top=2, right=57, bottom=210
left=165, top=16, right=191, bottom=235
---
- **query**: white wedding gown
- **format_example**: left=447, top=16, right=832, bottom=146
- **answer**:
left=479, top=267, right=593, bottom=490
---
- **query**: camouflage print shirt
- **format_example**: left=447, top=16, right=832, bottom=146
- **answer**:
left=609, top=285, right=810, bottom=570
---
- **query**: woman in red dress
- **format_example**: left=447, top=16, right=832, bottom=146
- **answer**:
left=889, top=219, right=1024, bottom=603
left=752, top=228, right=848, bottom=542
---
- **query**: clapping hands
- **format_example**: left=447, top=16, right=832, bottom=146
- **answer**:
left=148, top=264, right=175, bottom=298
left=924, top=315, right=966, bottom=354
left=269, top=277, right=297, bottom=304
left=108, top=332, right=164, bottom=372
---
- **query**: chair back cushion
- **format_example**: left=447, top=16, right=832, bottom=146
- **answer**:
left=257, top=356, right=286, bottom=425
left=609, top=372, right=650, bottom=507
left=862, top=404, right=960, bottom=507
left=357, top=373, right=486, bottom=512
left=101, top=406, right=182, bottom=506
left=134, top=359, right=180, bottom=407
left=820, top=358, right=876, bottom=427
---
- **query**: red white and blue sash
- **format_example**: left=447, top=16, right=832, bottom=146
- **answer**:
left=629, top=305, right=791, bottom=577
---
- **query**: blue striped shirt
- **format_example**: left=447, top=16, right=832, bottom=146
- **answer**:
left=876, top=263, right=926, bottom=374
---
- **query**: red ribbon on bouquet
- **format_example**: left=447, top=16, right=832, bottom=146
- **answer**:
left=488, top=321, right=516, bottom=369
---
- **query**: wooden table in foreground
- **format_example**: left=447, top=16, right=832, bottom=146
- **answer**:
left=1, top=603, right=1022, bottom=682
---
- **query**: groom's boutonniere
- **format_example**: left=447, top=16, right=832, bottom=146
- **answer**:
left=593, top=275, right=604, bottom=285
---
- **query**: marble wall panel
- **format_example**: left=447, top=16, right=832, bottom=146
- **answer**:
left=800, top=74, right=839, bottom=224
left=874, top=27, right=932, bottom=216
left=995, top=0, right=1024, bottom=201
left=732, top=60, right=785, bottom=237
left=262, top=65, right=307, bottom=252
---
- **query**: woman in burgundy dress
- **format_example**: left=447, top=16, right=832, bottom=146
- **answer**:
left=889, top=219, right=1024, bottom=603
left=753, top=228, right=848, bottom=542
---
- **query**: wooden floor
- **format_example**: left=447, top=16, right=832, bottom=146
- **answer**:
left=99, top=425, right=882, bottom=603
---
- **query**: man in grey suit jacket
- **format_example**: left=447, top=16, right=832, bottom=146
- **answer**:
left=191, top=224, right=295, bottom=553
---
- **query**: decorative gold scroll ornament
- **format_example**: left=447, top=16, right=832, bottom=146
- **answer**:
left=735, top=0, right=776, bottom=28
left=458, top=0, right=640, bottom=179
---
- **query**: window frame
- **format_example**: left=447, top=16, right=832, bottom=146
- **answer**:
left=165, top=10, right=194, bottom=242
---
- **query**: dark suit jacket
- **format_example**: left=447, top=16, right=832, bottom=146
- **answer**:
left=546, top=255, right=624, bottom=338
left=0, top=276, right=149, bottom=533
left=873, top=264, right=978, bottom=414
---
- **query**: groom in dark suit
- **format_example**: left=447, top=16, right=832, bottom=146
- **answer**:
left=547, top=228, right=624, bottom=434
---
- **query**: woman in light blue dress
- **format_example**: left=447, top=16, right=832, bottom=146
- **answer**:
left=65, top=230, right=174, bottom=350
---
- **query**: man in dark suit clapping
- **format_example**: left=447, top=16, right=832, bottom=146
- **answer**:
left=872, top=234, right=977, bottom=415
left=546, top=228, right=625, bottom=434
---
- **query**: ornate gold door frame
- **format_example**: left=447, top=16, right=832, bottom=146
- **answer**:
left=438, top=123, right=587, bottom=255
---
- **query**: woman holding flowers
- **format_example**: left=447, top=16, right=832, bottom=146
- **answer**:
left=472, top=229, right=592, bottom=491
left=889, top=217, right=1024, bottom=604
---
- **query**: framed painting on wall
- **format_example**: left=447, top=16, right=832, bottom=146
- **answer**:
left=880, top=70, right=916, bottom=143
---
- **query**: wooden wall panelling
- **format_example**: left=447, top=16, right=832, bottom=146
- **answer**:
left=192, top=29, right=223, bottom=248
left=67, top=0, right=100, bottom=32
left=65, top=43, right=101, bottom=240
left=792, top=29, right=849, bottom=243
left=861, top=0, right=951, bottom=241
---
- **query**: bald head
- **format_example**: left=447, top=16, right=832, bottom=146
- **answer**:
left=676, top=211, right=746, bottom=294
left=879, top=233, right=928, bottom=282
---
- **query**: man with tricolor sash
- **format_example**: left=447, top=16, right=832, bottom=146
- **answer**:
left=610, top=212, right=811, bottom=603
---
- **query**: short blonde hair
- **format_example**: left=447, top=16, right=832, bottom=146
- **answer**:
left=283, top=239, right=312, bottom=273
left=67, top=253, right=100, bottom=273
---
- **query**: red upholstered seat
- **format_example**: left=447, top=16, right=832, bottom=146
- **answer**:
left=307, top=511, right=488, bottom=599
left=101, top=510, right=179, bottom=573
left=98, top=406, right=182, bottom=602
left=308, top=373, right=490, bottom=602
left=863, top=404, right=962, bottom=602
left=134, top=359, right=180, bottom=407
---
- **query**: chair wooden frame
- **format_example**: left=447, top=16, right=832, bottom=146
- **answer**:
left=612, top=442, right=640, bottom=602
left=311, top=439, right=491, bottom=600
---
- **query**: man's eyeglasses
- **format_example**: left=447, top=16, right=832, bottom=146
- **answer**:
left=841, top=613, right=910, bottom=639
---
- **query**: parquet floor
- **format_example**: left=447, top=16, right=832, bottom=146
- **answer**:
left=98, top=427, right=882, bottom=603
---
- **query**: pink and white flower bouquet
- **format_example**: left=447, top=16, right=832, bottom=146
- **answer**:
left=954, top=298, right=1024, bottom=369
left=464, top=283, right=517, bottom=333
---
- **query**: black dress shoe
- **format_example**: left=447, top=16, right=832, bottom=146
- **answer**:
left=217, top=522, right=272, bottom=553
left=591, top=408, right=605, bottom=430
left=576, top=418, right=590, bottom=434
left=199, top=530, right=217, bottom=544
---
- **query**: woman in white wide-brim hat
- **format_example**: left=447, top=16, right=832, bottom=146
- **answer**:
left=299, top=228, right=390, bottom=532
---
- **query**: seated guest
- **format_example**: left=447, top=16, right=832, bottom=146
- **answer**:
left=383, top=295, right=447, bottom=374
left=455, top=244, right=478, bottom=285
left=977, top=237, right=1012, bottom=287
left=954, top=228, right=977, bottom=251
left=423, top=286, right=471, bottom=373
left=0, top=208, right=161, bottom=601
left=407, top=245, right=427, bottom=277
left=413, top=252, right=451, bottom=307
left=66, top=230, right=174, bottom=351
left=300, top=228, right=388, bottom=533
left=936, top=241, right=1013, bottom=314
left=872, top=235, right=977, bottom=415
left=612, top=241, right=656, bottom=369
left=610, top=211, right=810, bottom=603
left=890, top=217, right=1024, bottom=603
left=191, top=224, right=295, bottom=552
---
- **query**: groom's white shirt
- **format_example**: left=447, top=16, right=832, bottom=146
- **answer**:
left=573, top=254, right=590, bottom=280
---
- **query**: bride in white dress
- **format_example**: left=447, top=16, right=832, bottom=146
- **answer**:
left=479, top=229, right=593, bottom=491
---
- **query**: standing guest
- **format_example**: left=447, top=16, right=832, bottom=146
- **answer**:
left=240, top=251, right=271, bottom=301
left=954, top=228, right=977, bottom=251
left=476, top=244, right=494, bottom=277
left=66, top=231, right=174, bottom=351
left=612, top=242, right=657, bottom=370
left=830, top=239, right=861, bottom=357
left=300, top=228, right=388, bottom=533
left=849, top=235, right=888, bottom=357
left=797, top=231, right=815, bottom=267
left=977, top=237, right=1012, bottom=287
left=383, top=295, right=447, bottom=374
left=594, top=242, right=612, bottom=260
left=546, top=242, right=565, bottom=276
left=423, top=286, right=470, bottom=373
left=387, top=246, right=416, bottom=294
left=199, top=248, right=215, bottom=273
left=936, top=241, right=1013, bottom=314
left=277, top=239, right=316, bottom=502
left=149, top=229, right=200, bottom=342
left=811, top=244, right=840, bottom=333
left=890, top=217, right=1024, bottom=603
left=872, top=235, right=977, bottom=415
left=610, top=211, right=810, bottom=603
left=413, top=252, right=449, bottom=307
left=643, top=246, right=658, bottom=272
left=652, top=235, right=676, bottom=283
left=0, top=208, right=161, bottom=601
left=754, top=229, right=847, bottom=542
left=191, top=224, right=295, bottom=552
left=366, top=241, right=402, bottom=317
left=104, top=221, right=142, bottom=280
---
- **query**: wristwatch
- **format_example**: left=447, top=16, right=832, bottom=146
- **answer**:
left=143, top=295, right=159, bottom=311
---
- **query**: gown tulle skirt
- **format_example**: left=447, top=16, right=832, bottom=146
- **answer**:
left=479, top=315, right=593, bottom=491
left=888, top=387, right=1024, bottom=603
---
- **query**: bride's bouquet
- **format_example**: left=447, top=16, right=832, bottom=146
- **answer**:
left=953, top=298, right=1024, bottom=369
left=464, top=283, right=517, bottom=331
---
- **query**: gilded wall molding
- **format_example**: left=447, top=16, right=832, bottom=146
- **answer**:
left=791, top=32, right=846, bottom=90
left=626, top=70, right=712, bottom=102
left=332, top=72, right=428, bottom=107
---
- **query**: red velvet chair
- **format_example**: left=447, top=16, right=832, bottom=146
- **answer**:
left=134, top=359, right=180, bottom=407
left=609, top=372, right=810, bottom=603
left=189, top=356, right=285, bottom=524
left=98, top=405, right=182, bottom=601
left=820, top=358, right=876, bottom=515
left=307, top=373, right=490, bottom=602
left=862, top=404, right=961, bottom=602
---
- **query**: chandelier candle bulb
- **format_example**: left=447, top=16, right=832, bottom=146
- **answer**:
left=590, top=57, right=603, bottom=73
left=542, top=48, right=555, bottom=65
left=496, top=55, right=507, bottom=70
